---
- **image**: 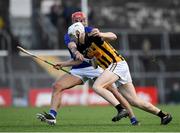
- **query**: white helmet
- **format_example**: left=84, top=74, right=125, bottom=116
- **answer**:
left=68, top=22, right=85, bottom=38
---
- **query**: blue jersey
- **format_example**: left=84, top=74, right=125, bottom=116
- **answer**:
left=64, top=26, right=93, bottom=69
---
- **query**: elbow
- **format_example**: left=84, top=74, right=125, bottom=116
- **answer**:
left=102, top=32, right=117, bottom=41
left=112, top=34, right=117, bottom=40
left=109, top=32, right=117, bottom=40
left=110, top=33, right=117, bottom=41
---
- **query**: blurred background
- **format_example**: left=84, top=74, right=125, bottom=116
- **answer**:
left=0, top=0, right=180, bottom=107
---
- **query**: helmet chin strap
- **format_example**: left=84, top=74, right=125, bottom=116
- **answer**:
left=77, top=33, right=80, bottom=46
left=77, top=32, right=86, bottom=45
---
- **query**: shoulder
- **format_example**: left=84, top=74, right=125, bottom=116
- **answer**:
left=85, top=26, right=93, bottom=33
left=64, top=33, right=72, bottom=46
left=64, top=33, right=69, bottom=39
left=90, top=35, right=103, bottom=44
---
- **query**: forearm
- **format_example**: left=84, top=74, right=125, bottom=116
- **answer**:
left=68, top=42, right=78, bottom=55
left=99, top=32, right=117, bottom=41
left=61, top=59, right=82, bottom=67
left=68, top=42, right=84, bottom=61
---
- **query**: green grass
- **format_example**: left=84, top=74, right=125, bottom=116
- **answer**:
left=0, top=105, right=179, bottom=132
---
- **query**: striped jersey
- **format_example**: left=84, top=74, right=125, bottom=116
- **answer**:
left=77, top=34, right=125, bottom=69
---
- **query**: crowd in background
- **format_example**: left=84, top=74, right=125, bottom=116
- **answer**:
left=46, top=0, right=180, bottom=31
left=40, top=0, right=180, bottom=49
left=89, top=0, right=180, bottom=31
left=1, top=0, right=180, bottom=50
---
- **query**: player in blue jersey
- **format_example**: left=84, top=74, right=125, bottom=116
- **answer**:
left=36, top=12, right=139, bottom=125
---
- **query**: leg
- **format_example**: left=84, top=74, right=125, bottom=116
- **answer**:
left=106, top=84, right=135, bottom=118
left=120, top=82, right=160, bottom=114
left=37, top=73, right=83, bottom=125
left=51, top=73, right=83, bottom=111
left=119, top=82, right=172, bottom=125
left=92, top=69, right=130, bottom=121
left=106, top=84, right=139, bottom=125
left=92, top=69, right=120, bottom=106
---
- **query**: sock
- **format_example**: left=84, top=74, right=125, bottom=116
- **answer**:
left=49, top=109, right=57, bottom=118
left=157, top=110, right=166, bottom=119
left=130, top=117, right=138, bottom=125
left=115, top=104, right=124, bottom=113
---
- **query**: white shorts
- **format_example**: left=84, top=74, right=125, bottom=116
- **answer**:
left=70, top=66, right=103, bottom=82
left=107, top=61, right=132, bottom=85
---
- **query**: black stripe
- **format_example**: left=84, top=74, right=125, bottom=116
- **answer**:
left=96, top=44, right=117, bottom=63
left=98, top=59, right=108, bottom=68
left=106, top=42, right=119, bottom=55
left=106, top=42, right=122, bottom=61
left=120, top=56, right=124, bottom=61
left=114, top=50, right=120, bottom=56
left=112, top=63, right=117, bottom=72
left=113, top=50, right=124, bottom=61
left=106, top=42, right=114, bottom=49
left=109, top=63, right=115, bottom=71
left=101, top=56, right=111, bottom=66
left=109, top=63, right=114, bottom=71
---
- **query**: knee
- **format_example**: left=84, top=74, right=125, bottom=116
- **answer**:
left=92, top=84, right=101, bottom=93
left=52, top=82, right=64, bottom=93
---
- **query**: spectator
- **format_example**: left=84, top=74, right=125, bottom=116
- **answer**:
left=87, top=6, right=95, bottom=26
left=0, top=17, right=5, bottom=30
left=49, top=4, right=60, bottom=27
left=140, top=39, right=157, bottom=72
left=62, top=1, right=80, bottom=28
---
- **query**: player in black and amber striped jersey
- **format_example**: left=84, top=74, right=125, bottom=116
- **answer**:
left=67, top=22, right=172, bottom=125
left=79, top=33, right=125, bottom=69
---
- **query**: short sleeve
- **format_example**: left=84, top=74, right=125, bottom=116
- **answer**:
left=91, top=36, right=104, bottom=45
left=85, top=26, right=93, bottom=33
left=64, top=33, right=70, bottom=46
left=64, top=33, right=76, bottom=46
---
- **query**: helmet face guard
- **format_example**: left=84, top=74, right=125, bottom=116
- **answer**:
left=68, top=22, right=85, bottom=39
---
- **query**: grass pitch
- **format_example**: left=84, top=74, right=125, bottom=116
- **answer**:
left=0, top=105, right=179, bottom=132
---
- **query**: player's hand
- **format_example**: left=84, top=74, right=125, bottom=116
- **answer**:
left=89, top=28, right=101, bottom=37
left=53, top=63, right=63, bottom=70
left=74, top=51, right=84, bottom=61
